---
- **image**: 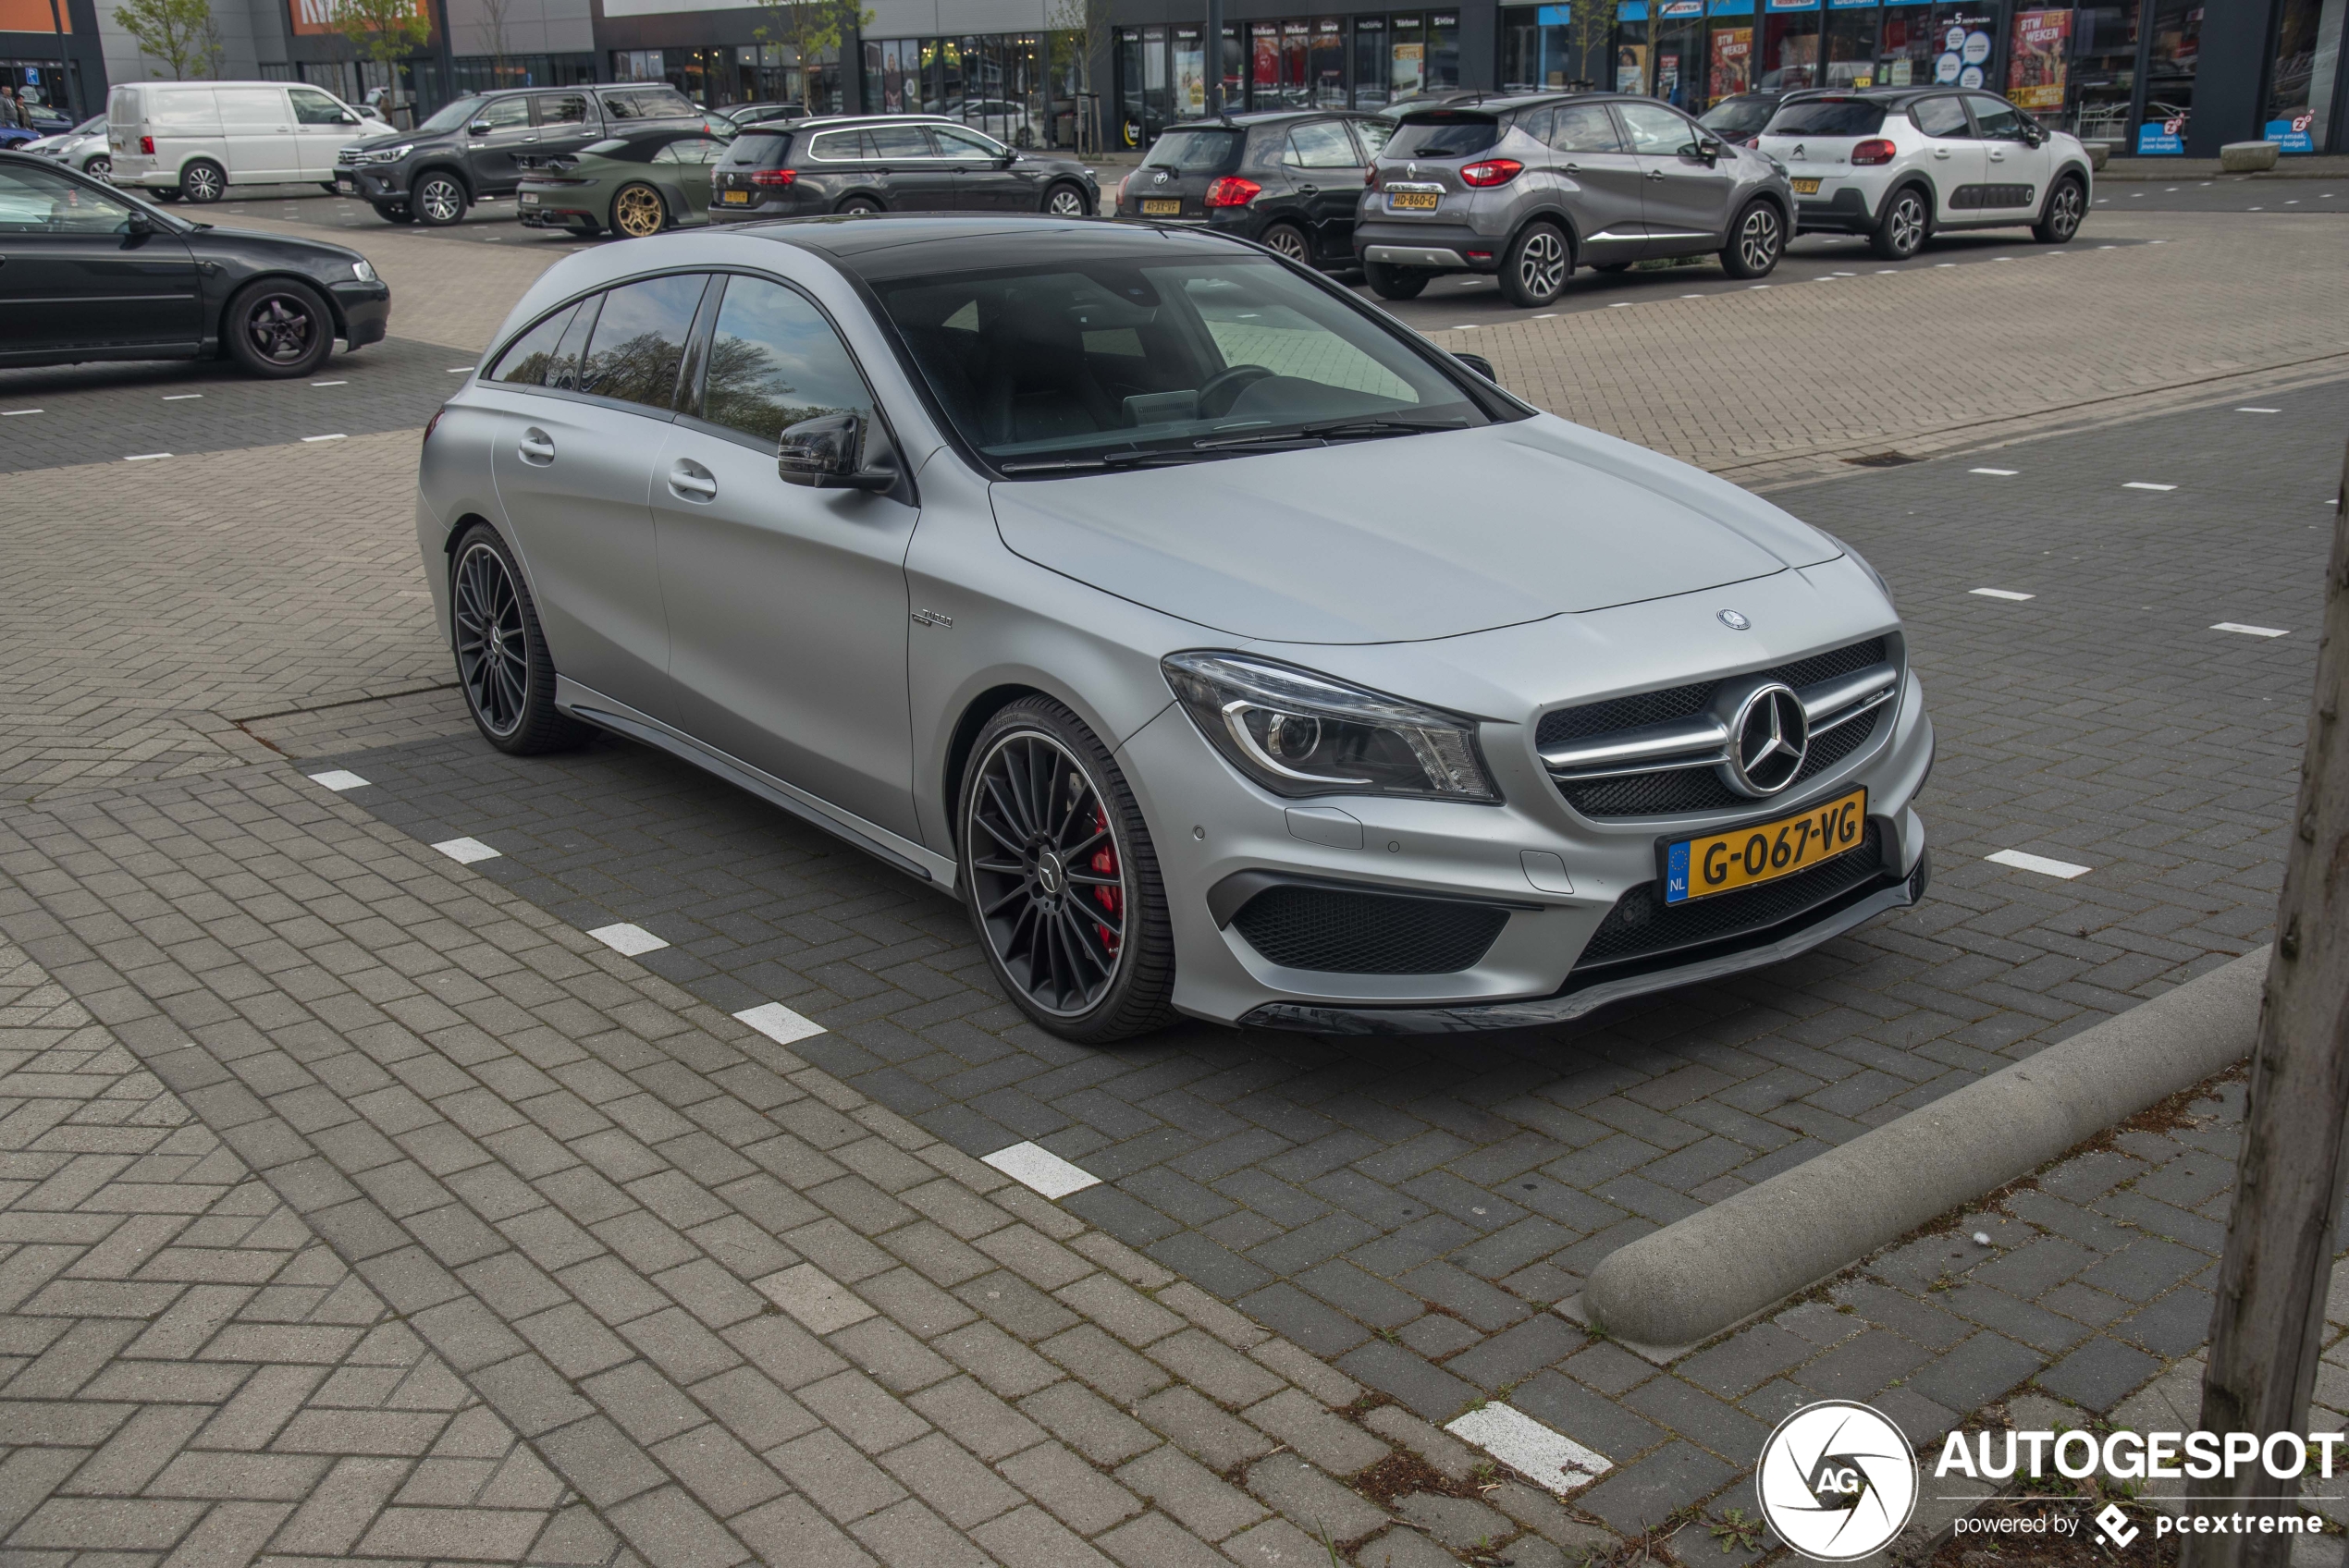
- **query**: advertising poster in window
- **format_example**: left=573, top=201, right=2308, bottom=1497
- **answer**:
left=289, top=0, right=431, bottom=36
left=1174, top=28, right=1205, bottom=115
left=2006, top=8, right=2068, bottom=111
left=1710, top=26, right=1752, bottom=98
left=2264, top=110, right=2315, bottom=153
left=1391, top=39, right=1425, bottom=95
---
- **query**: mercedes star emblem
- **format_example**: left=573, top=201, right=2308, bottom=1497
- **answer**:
left=1717, top=609, right=1752, bottom=630
left=1721, top=682, right=1810, bottom=797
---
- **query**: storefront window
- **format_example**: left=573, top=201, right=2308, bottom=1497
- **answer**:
left=2134, top=0, right=2197, bottom=151
left=1651, top=0, right=1705, bottom=104
left=1615, top=3, right=1650, bottom=91
left=1822, top=2, right=1877, bottom=85
left=1760, top=0, right=1822, bottom=88
left=1427, top=11, right=1461, bottom=86
left=1875, top=0, right=1930, bottom=82
left=1173, top=26, right=1207, bottom=118
left=1927, top=5, right=1996, bottom=88
left=1501, top=6, right=1566, bottom=92
left=1707, top=12, right=1754, bottom=99
left=1310, top=18, right=1346, bottom=104
left=2269, top=0, right=2345, bottom=153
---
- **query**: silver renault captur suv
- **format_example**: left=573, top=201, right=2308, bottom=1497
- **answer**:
left=1353, top=92, right=1795, bottom=307
left=419, top=214, right=1931, bottom=1043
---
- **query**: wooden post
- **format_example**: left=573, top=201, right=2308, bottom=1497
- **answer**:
left=2183, top=433, right=2349, bottom=1568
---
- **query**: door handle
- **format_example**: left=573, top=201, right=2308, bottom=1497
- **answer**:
left=1933, top=148, right=1951, bottom=158
left=1298, top=183, right=1318, bottom=193
left=1645, top=168, right=1666, bottom=180
left=668, top=462, right=717, bottom=500
left=518, top=428, right=556, bottom=464
left=1563, top=162, right=1580, bottom=173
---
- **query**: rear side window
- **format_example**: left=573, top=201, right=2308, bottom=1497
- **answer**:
left=1144, top=128, right=1241, bottom=170
left=580, top=274, right=707, bottom=410
left=724, top=131, right=790, bottom=165
left=1384, top=113, right=1499, bottom=158
left=1549, top=103, right=1623, bottom=152
left=604, top=88, right=695, bottom=120
left=1764, top=99, right=1887, bottom=136
left=868, top=123, right=935, bottom=158
left=1912, top=96, right=1970, bottom=137
left=809, top=129, right=869, bottom=160
left=699, top=276, right=876, bottom=447
left=535, top=92, right=590, bottom=126
left=491, top=303, right=579, bottom=386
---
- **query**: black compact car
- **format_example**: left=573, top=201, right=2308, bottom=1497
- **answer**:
left=336, top=83, right=707, bottom=227
left=708, top=115, right=1098, bottom=220
left=0, top=150, right=388, bottom=377
left=1111, top=111, right=1392, bottom=270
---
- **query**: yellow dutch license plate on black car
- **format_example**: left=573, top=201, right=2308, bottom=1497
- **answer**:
left=1390, top=190, right=1440, bottom=211
left=1664, top=787, right=1867, bottom=905
left=722, top=189, right=751, bottom=203
left=1790, top=177, right=1822, bottom=194
left=1140, top=198, right=1182, bottom=216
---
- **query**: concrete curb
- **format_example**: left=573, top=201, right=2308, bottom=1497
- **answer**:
left=1581, top=947, right=2269, bottom=1350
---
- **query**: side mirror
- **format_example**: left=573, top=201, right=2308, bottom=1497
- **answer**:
left=1697, top=137, right=1724, bottom=162
left=124, top=206, right=154, bottom=235
left=469, top=119, right=493, bottom=135
left=777, top=412, right=895, bottom=491
left=1455, top=351, right=1498, bottom=385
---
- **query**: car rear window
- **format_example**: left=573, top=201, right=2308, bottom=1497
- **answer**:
left=1383, top=112, right=1499, bottom=159
left=1144, top=128, right=1242, bottom=171
left=1698, top=96, right=1777, bottom=140
left=603, top=88, right=696, bottom=120
left=723, top=131, right=790, bottom=165
left=1764, top=99, right=1887, bottom=136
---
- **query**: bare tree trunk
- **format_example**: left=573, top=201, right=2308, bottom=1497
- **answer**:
left=2182, top=435, right=2349, bottom=1568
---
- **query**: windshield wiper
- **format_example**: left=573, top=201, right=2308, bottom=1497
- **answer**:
left=1192, top=416, right=1469, bottom=451
left=998, top=448, right=1220, bottom=475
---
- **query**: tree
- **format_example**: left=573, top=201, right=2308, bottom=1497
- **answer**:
left=1049, top=0, right=1112, bottom=152
left=1561, top=1, right=1611, bottom=90
left=331, top=0, right=430, bottom=93
left=2183, top=438, right=2349, bottom=1568
left=755, top=0, right=869, bottom=106
left=475, top=0, right=514, bottom=86
left=114, top=0, right=223, bottom=80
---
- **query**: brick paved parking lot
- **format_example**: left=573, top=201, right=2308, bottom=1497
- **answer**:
left=2, top=195, right=2344, bottom=1564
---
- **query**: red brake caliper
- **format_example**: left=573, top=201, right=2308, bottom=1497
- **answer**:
left=1089, top=804, right=1121, bottom=953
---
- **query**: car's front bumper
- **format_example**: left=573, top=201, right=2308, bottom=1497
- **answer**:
left=336, top=165, right=413, bottom=201
left=328, top=279, right=391, bottom=347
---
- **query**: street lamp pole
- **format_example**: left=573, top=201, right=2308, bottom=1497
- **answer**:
left=1204, top=0, right=1222, bottom=114
left=46, top=0, right=73, bottom=121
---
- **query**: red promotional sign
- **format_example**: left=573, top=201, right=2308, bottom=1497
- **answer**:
left=2006, top=8, right=2070, bottom=112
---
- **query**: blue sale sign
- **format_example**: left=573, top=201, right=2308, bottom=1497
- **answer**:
left=2136, top=118, right=2183, bottom=154
left=2266, top=116, right=2314, bottom=153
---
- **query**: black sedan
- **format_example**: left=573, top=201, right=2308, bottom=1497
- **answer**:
left=0, top=150, right=389, bottom=378
left=708, top=115, right=1097, bottom=221
left=1111, top=111, right=1387, bottom=270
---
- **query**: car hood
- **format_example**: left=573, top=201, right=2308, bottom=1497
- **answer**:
left=181, top=225, right=367, bottom=271
left=989, top=416, right=1837, bottom=644
left=345, top=128, right=429, bottom=155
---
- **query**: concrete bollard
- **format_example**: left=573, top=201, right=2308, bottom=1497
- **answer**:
left=2220, top=141, right=2281, bottom=172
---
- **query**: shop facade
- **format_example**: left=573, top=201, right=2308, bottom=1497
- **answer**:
left=1109, top=10, right=1468, bottom=141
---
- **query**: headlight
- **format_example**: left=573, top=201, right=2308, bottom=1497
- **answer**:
left=350, top=259, right=376, bottom=283
left=359, top=143, right=411, bottom=165
left=1162, top=653, right=1498, bottom=802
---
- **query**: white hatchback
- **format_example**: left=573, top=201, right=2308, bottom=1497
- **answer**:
left=1757, top=88, right=2091, bottom=260
left=107, top=80, right=386, bottom=204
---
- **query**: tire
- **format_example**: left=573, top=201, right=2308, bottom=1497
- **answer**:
left=1260, top=222, right=1310, bottom=263
left=85, top=155, right=110, bottom=182
left=957, top=697, right=1174, bottom=1044
left=1720, top=198, right=1784, bottom=278
left=1043, top=180, right=1089, bottom=217
left=179, top=159, right=226, bottom=203
left=835, top=194, right=882, bottom=214
left=2034, top=173, right=2085, bottom=244
left=1363, top=259, right=1429, bottom=300
left=224, top=277, right=336, bottom=379
left=412, top=171, right=467, bottom=227
left=319, top=182, right=338, bottom=194
left=1869, top=184, right=1929, bottom=260
left=449, top=523, right=596, bottom=756
left=375, top=202, right=415, bottom=225
left=1498, top=220, right=1571, bottom=308
left=153, top=189, right=183, bottom=202
left=610, top=181, right=669, bottom=238
left=1593, top=261, right=1631, bottom=273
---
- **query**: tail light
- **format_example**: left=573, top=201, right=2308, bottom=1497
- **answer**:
left=1366, top=165, right=1379, bottom=188
left=1851, top=139, right=1896, bottom=165
left=1114, top=170, right=1132, bottom=205
left=1459, top=157, right=1523, bottom=188
left=1203, top=176, right=1261, bottom=208
left=749, top=168, right=795, bottom=187
left=140, top=134, right=154, bottom=154
left=1743, top=136, right=1761, bottom=149
left=422, top=402, right=450, bottom=447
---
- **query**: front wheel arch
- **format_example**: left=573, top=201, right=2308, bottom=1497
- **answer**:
left=941, top=683, right=1047, bottom=852
left=213, top=270, right=349, bottom=357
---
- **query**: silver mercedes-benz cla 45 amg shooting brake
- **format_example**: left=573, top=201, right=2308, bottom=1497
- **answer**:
left=417, top=214, right=1933, bottom=1044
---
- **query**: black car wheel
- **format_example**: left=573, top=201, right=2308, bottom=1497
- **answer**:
left=958, top=697, right=1174, bottom=1044
left=1363, top=259, right=1429, bottom=300
left=413, top=172, right=468, bottom=227
left=1261, top=222, right=1310, bottom=263
left=449, top=524, right=595, bottom=755
left=1870, top=186, right=1929, bottom=260
left=1720, top=199, right=1784, bottom=279
left=836, top=194, right=882, bottom=214
left=1044, top=181, right=1089, bottom=216
left=180, top=159, right=226, bottom=203
left=1499, top=221, right=1571, bottom=308
left=2034, top=175, right=2085, bottom=244
left=225, top=278, right=335, bottom=379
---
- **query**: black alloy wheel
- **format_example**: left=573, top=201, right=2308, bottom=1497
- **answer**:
left=959, top=699, right=1174, bottom=1042
left=449, top=524, right=593, bottom=754
left=1871, top=187, right=1928, bottom=260
left=180, top=159, right=225, bottom=202
left=225, top=279, right=334, bottom=378
left=2035, top=175, right=2085, bottom=243
left=1721, top=199, right=1784, bottom=278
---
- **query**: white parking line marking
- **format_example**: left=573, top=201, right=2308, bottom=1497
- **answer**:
left=2248, top=206, right=2263, bottom=211
left=1452, top=325, right=1478, bottom=330
left=2, top=409, right=42, bottom=416
left=431, top=837, right=501, bottom=864
left=125, top=452, right=172, bottom=461
left=2237, top=408, right=2281, bottom=413
left=163, top=393, right=203, bottom=400
left=1532, top=312, right=1558, bottom=319
left=2286, top=200, right=2300, bottom=205
left=2097, top=244, right=2117, bottom=250
left=2165, top=187, right=2178, bottom=192
left=1446, top=1404, right=1610, bottom=1495
left=447, top=367, right=472, bottom=373
left=307, top=770, right=370, bottom=791
left=1935, top=262, right=1956, bottom=267
left=1986, top=849, right=2093, bottom=880
left=301, top=434, right=347, bottom=443
left=1608, top=300, right=1631, bottom=307
left=2211, top=622, right=2290, bottom=638
left=734, top=1001, right=827, bottom=1047
left=983, top=1142, right=1101, bottom=1199
left=311, top=380, right=348, bottom=386
left=1876, top=268, right=1898, bottom=274
left=1748, top=284, right=1770, bottom=289
left=586, top=922, right=669, bottom=956
left=1971, top=588, right=2035, bottom=601
left=2123, top=482, right=2177, bottom=491
left=1830, top=271, right=1855, bottom=276
left=1969, top=467, right=2019, bottom=476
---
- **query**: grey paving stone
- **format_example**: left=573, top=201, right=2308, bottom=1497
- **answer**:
left=2035, top=1335, right=2163, bottom=1413
left=1572, top=1441, right=1738, bottom=1534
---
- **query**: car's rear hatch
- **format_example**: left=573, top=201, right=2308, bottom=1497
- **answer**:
left=1121, top=126, right=1245, bottom=219
left=711, top=129, right=793, bottom=211
left=1370, top=109, right=1501, bottom=221
left=1755, top=97, right=1889, bottom=187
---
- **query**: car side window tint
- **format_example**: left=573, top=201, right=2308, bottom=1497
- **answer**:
left=535, top=92, right=590, bottom=126
left=868, top=124, right=935, bottom=159
left=932, top=126, right=1000, bottom=158
left=652, top=141, right=686, bottom=165
left=289, top=87, right=346, bottom=125
left=548, top=299, right=599, bottom=390
left=1351, top=118, right=1395, bottom=160
left=1912, top=96, right=1971, bottom=137
left=579, top=274, right=705, bottom=410
left=1966, top=93, right=2025, bottom=140
left=490, top=302, right=579, bottom=386
left=701, top=276, right=877, bottom=447
left=475, top=97, right=530, bottom=130
left=1284, top=119, right=1361, bottom=167
left=1507, top=107, right=1551, bottom=145
left=1615, top=101, right=1701, bottom=155
left=0, top=164, right=138, bottom=234
left=1550, top=103, right=1625, bottom=152
left=810, top=129, right=867, bottom=160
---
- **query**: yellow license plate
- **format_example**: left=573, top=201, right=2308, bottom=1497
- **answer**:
left=1665, top=787, right=1867, bottom=904
left=722, top=189, right=751, bottom=203
left=1389, top=190, right=1440, bottom=210
left=1140, top=198, right=1182, bottom=215
left=1790, top=177, right=1822, bottom=194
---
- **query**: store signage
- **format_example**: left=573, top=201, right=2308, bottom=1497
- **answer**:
left=1537, top=4, right=1569, bottom=21
left=289, top=0, right=431, bottom=35
left=1826, top=0, right=1878, bottom=9
left=1659, top=2, right=1703, bottom=17
left=2265, top=112, right=2314, bottom=153
left=1764, top=0, right=1820, bottom=10
left=2006, top=9, right=2067, bottom=110
left=1708, top=0, right=1754, bottom=17
left=2136, top=113, right=2184, bottom=153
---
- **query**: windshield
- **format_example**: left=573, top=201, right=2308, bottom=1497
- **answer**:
left=1384, top=112, right=1499, bottom=158
left=1764, top=99, right=1887, bottom=136
left=872, top=257, right=1494, bottom=473
left=417, top=96, right=489, bottom=135
left=1143, top=128, right=1242, bottom=170
left=1697, top=97, right=1774, bottom=139
left=70, top=114, right=105, bottom=135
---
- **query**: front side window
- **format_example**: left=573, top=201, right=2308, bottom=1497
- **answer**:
left=0, top=164, right=140, bottom=234
left=1965, top=93, right=2026, bottom=140
left=867, top=256, right=1494, bottom=470
left=1550, top=102, right=1625, bottom=152
left=1912, top=95, right=1971, bottom=137
left=475, top=97, right=531, bottom=130
left=417, top=96, right=489, bottom=135
left=1284, top=119, right=1359, bottom=167
left=1351, top=118, right=1395, bottom=159
left=579, top=274, right=706, bottom=410
left=932, top=126, right=1004, bottom=159
left=289, top=87, right=347, bottom=125
left=1615, top=101, right=1702, bottom=154
left=700, top=276, right=877, bottom=446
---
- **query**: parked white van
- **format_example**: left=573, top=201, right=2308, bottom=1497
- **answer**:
left=106, top=81, right=386, bottom=203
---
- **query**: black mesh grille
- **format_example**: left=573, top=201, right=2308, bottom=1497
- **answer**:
left=1232, top=886, right=1510, bottom=974
left=1574, top=820, right=1890, bottom=974
left=1540, top=637, right=1891, bottom=819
